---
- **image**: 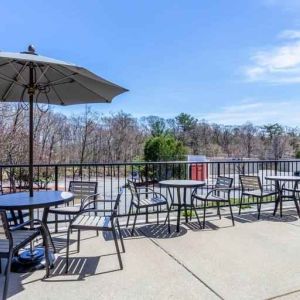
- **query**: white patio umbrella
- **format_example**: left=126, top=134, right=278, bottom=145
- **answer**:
left=0, top=45, right=128, bottom=196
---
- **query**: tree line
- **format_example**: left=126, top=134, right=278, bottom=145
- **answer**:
left=0, top=104, right=299, bottom=165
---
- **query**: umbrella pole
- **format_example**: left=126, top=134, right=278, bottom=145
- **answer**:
left=29, top=64, right=34, bottom=197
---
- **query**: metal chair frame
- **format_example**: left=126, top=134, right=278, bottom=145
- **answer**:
left=192, top=176, right=234, bottom=228
left=49, top=181, right=98, bottom=232
left=239, top=175, right=278, bottom=219
left=0, top=210, right=50, bottom=300
left=126, top=180, right=170, bottom=236
left=65, top=190, right=125, bottom=273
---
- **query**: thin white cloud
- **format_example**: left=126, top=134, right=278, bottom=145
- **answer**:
left=200, top=100, right=300, bottom=126
left=278, top=30, right=300, bottom=40
left=244, top=30, right=300, bottom=83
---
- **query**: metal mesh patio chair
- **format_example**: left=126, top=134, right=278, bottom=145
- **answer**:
left=126, top=180, right=170, bottom=236
left=239, top=175, right=277, bottom=219
left=49, top=181, right=98, bottom=232
left=192, top=176, right=234, bottom=228
left=280, top=172, right=300, bottom=216
left=0, top=210, right=51, bottom=300
left=65, top=189, right=125, bottom=273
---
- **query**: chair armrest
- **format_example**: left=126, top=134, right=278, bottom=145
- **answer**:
left=10, top=219, right=45, bottom=231
left=192, top=188, right=232, bottom=201
left=82, top=199, right=118, bottom=210
left=206, top=188, right=232, bottom=197
left=212, top=187, right=234, bottom=191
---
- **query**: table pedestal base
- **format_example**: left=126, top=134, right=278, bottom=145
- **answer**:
left=11, top=247, right=56, bottom=273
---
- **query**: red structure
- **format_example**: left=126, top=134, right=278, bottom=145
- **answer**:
left=190, top=164, right=207, bottom=181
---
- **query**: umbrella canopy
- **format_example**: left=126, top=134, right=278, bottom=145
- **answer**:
left=0, top=45, right=128, bottom=196
left=0, top=46, right=127, bottom=104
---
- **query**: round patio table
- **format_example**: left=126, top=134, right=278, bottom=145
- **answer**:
left=265, top=176, right=300, bottom=218
left=0, top=190, right=74, bottom=272
left=159, top=180, right=205, bottom=232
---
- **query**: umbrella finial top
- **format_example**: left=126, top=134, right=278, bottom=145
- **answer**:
left=27, top=45, right=36, bottom=54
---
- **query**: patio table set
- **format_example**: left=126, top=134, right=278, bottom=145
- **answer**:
left=0, top=175, right=299, bottom=300
left=126, top=174, right=300, bottom=235
left=0, top=45, right=300, bottom=300
left=0, top=182, right=125, bottom=300
left=0, top=45, right=127, bottom=300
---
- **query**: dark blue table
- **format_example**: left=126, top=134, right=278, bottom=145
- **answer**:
left=0, top=191, right=74, bottom=272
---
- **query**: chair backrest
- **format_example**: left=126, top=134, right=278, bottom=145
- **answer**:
left=111, top=188, right=124, bottom=218
left=0, top=210, right=12, bottom=242
left=127, top=180, right=140, bottom=201
left=68, top=181, right=98, bottom=201
left=215, top=176, right=233, bottom=189
left=240, top=175, right=262, bottom=191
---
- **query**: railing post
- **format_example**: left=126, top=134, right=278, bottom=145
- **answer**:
left=275, top=161, right=278, bottom=176
left=54, top=165, right=58, bottom=191
left=145, top=163, right=149, bottom=223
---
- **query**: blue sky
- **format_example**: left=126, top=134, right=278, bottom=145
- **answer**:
left=1, top=0, right=300, bottom=126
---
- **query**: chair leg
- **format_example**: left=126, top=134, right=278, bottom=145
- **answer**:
left=116, top=218, right=125, bottom=253
left=131, top=208, right=138, bottom=236
left=203, top=201, right=207, bottom=228
left=217, top=202, right=221, bottom=219
left=65, top=227, right=72, bottom=273
left=293, top=196, right=300, bottom=217
left=164, top=202, right=171, bottom=233
left=164, top=202, right=171, bottom=226
left=192, top=204, right=202, bottom=229
left=228, top=201, right=235, bottom=226
left=42, top=229, right=51, bottom=278
left=157, top=206, right=159, bottom=225
left=126, top=202, right=133, bottom=227
left=239, top=194, right=244, bottom=215
left=42, top=222, right=56, bottom=254
left=77, top=230, right=81, bottom=253
left=54, top=213, right=58, bottom=233
left=257, top=197, right=262, bottom=220
left=3, top=251, right=13, bottom=300
left=112, top=226, right=123, bottom=270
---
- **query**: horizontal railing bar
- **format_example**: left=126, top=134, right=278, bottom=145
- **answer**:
left=0, top=159, right=299, bottom=168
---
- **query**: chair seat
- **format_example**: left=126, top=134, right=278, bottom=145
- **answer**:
left=133, top=197, right=167, bottom=208
left=193, top=193, right=228, bottom=202
left=243, top=189, right=277, bottom=197
left=49, top=205, right=81, bottom=215
left=0, top=229, right=39, bottom=253
left=71, top=215, right=111, bottom=230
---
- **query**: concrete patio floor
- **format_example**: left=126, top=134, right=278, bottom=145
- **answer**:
left=2, top=205, right=300, bottom=300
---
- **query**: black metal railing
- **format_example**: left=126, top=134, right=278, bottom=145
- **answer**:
left=0, top=159, right=299, bottom=221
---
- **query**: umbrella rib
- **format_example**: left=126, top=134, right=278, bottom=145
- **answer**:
left=0, top=72, right=26, bottom=88
left=35, top=65, right=50, bottom=84
left=2, top=62, right=28, bottom=100
left=49, top=65, right=109, bottom=101
left=36, top=64, right=65, bottom=105
left=45, top=73, right=76, bottom=86
left=9, top=61, right=28, bottom=84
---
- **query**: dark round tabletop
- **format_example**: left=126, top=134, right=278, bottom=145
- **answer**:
left=0, top=191, right=74, bottom=210
left=159, top=179, right=205, bottom=188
